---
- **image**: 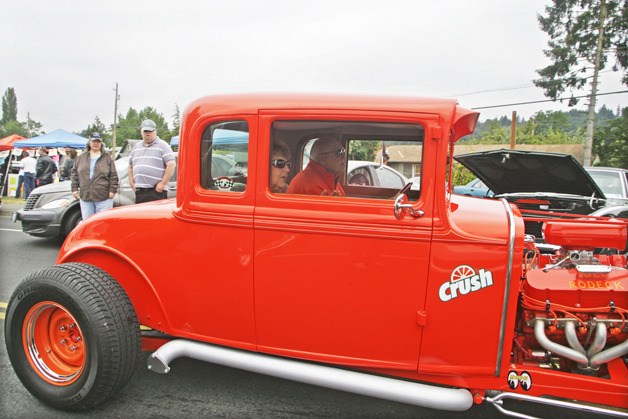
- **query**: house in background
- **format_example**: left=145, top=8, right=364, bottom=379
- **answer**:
left=379, top=144, right=585, bottom=179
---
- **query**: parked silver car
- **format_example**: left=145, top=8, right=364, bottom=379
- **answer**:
left=12, top=157, right=176, bottom=238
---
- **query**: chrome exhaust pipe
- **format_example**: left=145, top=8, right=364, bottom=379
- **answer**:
left=534, top=320, right=588, bottom=364
left=148, top=339, right=473, bottom=412
left=589, top=335, right=628, bottom=369
left=586, top=323, right=607, bottom=358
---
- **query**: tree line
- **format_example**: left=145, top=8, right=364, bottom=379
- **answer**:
left=0, top=87, right=181, bottom=147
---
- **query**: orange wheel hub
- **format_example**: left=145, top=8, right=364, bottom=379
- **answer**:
left=22, top=301, right=86, bottom=385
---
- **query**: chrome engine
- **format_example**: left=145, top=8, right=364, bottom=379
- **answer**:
left=514, top=219, right=628, bottom=376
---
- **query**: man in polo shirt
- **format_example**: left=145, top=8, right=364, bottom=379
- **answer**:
left=128, top=119, right=177, bottom=204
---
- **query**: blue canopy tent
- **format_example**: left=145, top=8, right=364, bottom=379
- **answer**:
left=13, top=129, right=88, bottom=149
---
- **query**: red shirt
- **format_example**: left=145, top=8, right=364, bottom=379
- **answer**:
left=287, top=160, right=346, bottom=197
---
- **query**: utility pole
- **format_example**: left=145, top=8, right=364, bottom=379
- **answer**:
left=510, top=111, right=517, bottom=149
left=27, top=112, right=31, bottom=138
left=112, top=82, right=120, bottom=159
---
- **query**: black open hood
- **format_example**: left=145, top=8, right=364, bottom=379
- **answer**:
left=454, top=149, right=606, bottom=199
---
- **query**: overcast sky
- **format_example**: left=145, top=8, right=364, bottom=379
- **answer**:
left=1, top=0, right=626, bottom=134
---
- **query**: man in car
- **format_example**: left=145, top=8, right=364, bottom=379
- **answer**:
left=287, top=136, right=346, bottom=197
left=128, top=119, right=176, bottom=204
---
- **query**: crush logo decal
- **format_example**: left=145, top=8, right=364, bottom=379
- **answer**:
left=507, top=370, right=532, bottom=390
left=438, top=265, right=493, bottom=302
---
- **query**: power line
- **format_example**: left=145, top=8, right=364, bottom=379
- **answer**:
left=471, top=90, right=628, bottom=110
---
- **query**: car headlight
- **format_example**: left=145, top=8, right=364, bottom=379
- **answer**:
left=41, top=198, right=71, bottom=209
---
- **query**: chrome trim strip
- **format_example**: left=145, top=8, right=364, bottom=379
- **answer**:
left=495, top=198, right=516, bottom=376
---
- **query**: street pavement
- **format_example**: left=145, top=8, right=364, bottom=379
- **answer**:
left=0, top=214, right=613, bottom=419
left=0, top=199, right=23, bottom=217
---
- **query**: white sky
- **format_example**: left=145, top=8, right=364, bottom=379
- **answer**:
left=1, top=0, right=626, bottom=133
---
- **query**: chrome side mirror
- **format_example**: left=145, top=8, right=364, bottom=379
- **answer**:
left=394, top=194, right=424, bottom=220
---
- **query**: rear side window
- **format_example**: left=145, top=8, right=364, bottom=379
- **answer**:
left=200, top=121, right=249, bottom=192
left=271, top=120, right=423, bottom=200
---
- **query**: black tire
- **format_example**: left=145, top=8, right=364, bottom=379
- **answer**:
left=4, top=263, right=141, bottom=410
left=62, top=207, right=82, bottom=237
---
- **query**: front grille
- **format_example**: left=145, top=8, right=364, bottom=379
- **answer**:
left=24, top=194, right=42, bottom=210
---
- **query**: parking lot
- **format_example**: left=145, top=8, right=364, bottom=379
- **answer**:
left=1, top=210, right=616, bottom=418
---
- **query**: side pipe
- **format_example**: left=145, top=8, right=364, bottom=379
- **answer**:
left=485, top=391, right=628, bottom=419
left=148, top=339, right=473, bottom=412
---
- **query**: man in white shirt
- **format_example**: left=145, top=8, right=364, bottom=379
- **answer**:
left=20, top=152, right=37, bottom=199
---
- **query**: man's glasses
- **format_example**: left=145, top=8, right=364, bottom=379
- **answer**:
left=321, top=148, right=346, bottom=157
left=271, top=159, right=291, bottom=169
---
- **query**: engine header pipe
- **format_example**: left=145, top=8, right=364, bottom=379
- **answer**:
left=148, top=339, right=474, bottom=412
left=589, top=336, right=628, bottom=369
left=534, top=320, right=589, bottom=364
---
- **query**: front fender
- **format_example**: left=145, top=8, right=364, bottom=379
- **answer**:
left=58, top=245, right=171, bottom=333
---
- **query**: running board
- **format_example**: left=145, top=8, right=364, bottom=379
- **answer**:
left=148, top=339, right=473, bottom=412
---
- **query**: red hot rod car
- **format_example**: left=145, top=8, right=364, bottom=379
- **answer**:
left=4, top=94, right=628, bottom=416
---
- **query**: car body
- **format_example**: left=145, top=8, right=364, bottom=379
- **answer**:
left=12, top=156, right=176, bottom=238
left=453, top=177, right=493, bottom=197
left=5, top=94, right=627, bottom=417
left=585, top=166, right=628, bottom=204
left=347, top=160, right=408, bottom=188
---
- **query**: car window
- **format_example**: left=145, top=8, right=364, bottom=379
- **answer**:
left=200, top=121, right=249, bottom=192
left=375, top=166, right=406, bottom=188
left=588, top=170, right=622, bottom=198
left=270, top=120, right=423, bottom=200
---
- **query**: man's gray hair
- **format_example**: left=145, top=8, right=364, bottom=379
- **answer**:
left=310, top=136, right=339, bottom=161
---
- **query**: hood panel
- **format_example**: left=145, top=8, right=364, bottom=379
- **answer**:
left=454, top=149, right=606, bottom=198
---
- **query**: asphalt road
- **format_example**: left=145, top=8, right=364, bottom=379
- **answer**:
left=0, top=216, right=616, bottom=418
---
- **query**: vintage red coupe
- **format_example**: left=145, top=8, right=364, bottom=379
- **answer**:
left=4, top=94, right=627, bottom=416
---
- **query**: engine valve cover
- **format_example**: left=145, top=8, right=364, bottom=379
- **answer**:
left=524, top=268, right=628, bottom=308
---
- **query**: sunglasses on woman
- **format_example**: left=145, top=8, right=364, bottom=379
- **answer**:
left=271, top=159, right=291, bottom=169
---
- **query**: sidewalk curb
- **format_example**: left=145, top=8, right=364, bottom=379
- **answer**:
left=0, top=203, right=23, bottom=218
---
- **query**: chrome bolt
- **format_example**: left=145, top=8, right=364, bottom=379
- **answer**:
left=70, top=345, right=78, bottom=351
left=69, top=323, right=76, bottom=328
left=60, top=339, right=67, bottom=344
left=59, top=325, right=66, bottom=331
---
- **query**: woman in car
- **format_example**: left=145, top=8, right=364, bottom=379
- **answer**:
left=270, top=141, right=291, bottom=193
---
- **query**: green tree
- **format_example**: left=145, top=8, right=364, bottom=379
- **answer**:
left=534, top=0, right=628, bottom=165
left=481, top=120, right=509, bottom=144
left=1, top=87, right=18, bottom=124
left=79, top=116, right=109, bottom=146
left=348, top=140, right=379, bottom=161
left=451, top=164, right=475, bottom=187
left=114, top=107, right=172, bottom=143
left=172, top=104, right=181, bottom=134
left=0, top=120, right=27, bottom=137
left=593, top=106, right=628, bottom=168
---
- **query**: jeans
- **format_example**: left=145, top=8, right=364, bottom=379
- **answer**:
left=15, top=175, right=24, bottom=198
left=23, top=173, right=36, bottom=199
left=79, top=199, right=113, bottom=220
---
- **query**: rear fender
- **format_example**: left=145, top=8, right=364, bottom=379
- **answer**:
left=58, top=247, right=170, bottom=332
